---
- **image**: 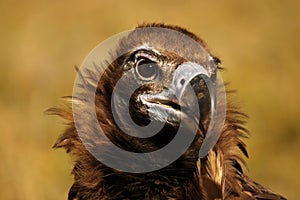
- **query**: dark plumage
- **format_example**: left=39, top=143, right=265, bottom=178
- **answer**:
left=48, top=23, right=286, bottom=199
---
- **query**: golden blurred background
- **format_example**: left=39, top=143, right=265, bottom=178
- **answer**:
left=0, top=0, right=299, bottom=199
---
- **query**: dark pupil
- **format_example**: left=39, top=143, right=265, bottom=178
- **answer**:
left=137, top=61, right=157, bottom=78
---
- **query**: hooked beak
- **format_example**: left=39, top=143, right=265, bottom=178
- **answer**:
left=140, top=62, right=216, bottom=125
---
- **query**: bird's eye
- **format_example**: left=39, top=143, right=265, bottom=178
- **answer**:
left=135, top=59, right=159, bottom=81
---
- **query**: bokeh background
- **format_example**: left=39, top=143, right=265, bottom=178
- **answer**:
left=1, top=0, right=299, bottom=199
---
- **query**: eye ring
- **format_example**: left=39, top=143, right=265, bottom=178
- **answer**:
left=135, top=59, right=159, bottom=81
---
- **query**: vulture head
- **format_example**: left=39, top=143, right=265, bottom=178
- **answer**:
left=48, top=23, right=286, bottom=200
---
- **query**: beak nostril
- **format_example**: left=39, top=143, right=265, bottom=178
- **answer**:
left=180, top=79, right=185, bottom=86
